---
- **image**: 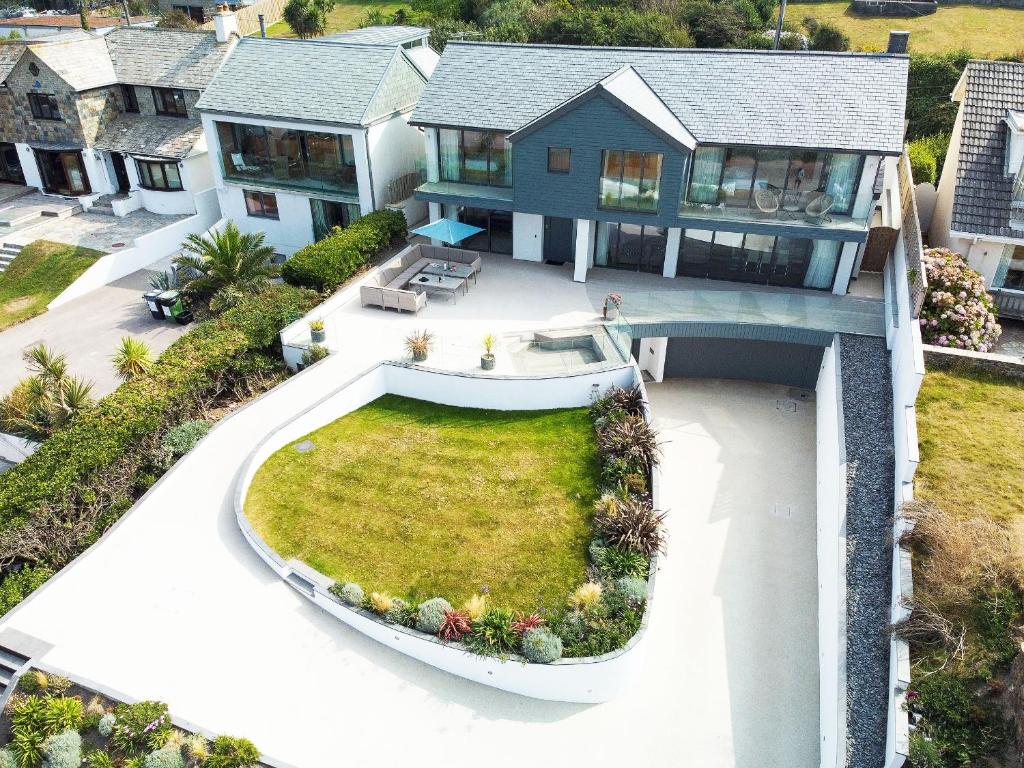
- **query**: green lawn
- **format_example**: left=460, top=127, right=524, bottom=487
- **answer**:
left=245, top=394, right=600, bottom=612
left=266, top=0, right=412, bottom=38
left=0, top=240, right=104, bottom=331
left=915, top=368, right=1024, bottom=522
left=789, top=1, right=1024, bottom=56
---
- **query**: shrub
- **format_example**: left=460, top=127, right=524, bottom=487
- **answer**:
left=110, top=701, right=172, bottom=756
left=552, top=606, right=644, bottom=658
left=591, top=539, right=649, bottom=579
left=142, top=746, right=183, bottom=768
left=593, top=494, right=667, bottom=557
left=809, top=21, right=848, bottom=51
left=330, top=582, right=363, bottom=607
left=590, top=385, right=645, bottom=422
left=368, top=592, right=393, bottom=615
left=16, top=670, right=48, bottom=694
left=385, top=598, right=416, bottom=627
left=84, top=753, right=114, bottom=768
left=85, top=696, right=105, bottom=717
left=438, top=609, right=473, bottom=641
left=11, top=695, right=48, bottom=768
left=568, top=582, right=603, bottom=611
left=910, top=672, right=1006, bottom=764
left=415, top=597, right=452, bottom=634
left=615, top=576, right=649, bottom=607
left=520, top=627, right=563, bottom=664
left=908, top=140, right=937, bottom=185
left=181, top=734, right=208, bottom=764
left=462, top=594, right=486, bottom=621
left=281, top=210, right=407, bottom=292
left=204, top=736, right=260, bottom=768
left=97, top=713, right=115, bottom=738
left=160, top=421, right=210, bottom=461
left=0, top=748, right=15, bottom=768
left=41, top=730, right=80, bottom=768
left=596, top=415, right=660, bottom=471
left=42, top=698, right=82, bottom=734
left=45, top=676, right=70, bottom=696
left=919, top=248, right=1001, bottom=352
left=301, top=344, right=329, bottom=366
left=511, top=613, right=544, bottom=635
left=465, top=607, right=518, bottom=656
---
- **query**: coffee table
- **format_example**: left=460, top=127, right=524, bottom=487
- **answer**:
left=421, top=262, right=476, bottom=284
left=409, top=273, right=466, bottom=303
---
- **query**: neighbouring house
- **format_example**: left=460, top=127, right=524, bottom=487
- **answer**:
left=930, top=59, right=1024, bottom=319
left=323, top=25, right=431, bottom=49
left=0, top=14, right=158, bottom=39
left=411, top=41, right=909, bottom=295
left=196, top=31, right=437, bottom=256
left=156, top=0, right=256, bottom=25
left=0, top=12, right=238, bottom=215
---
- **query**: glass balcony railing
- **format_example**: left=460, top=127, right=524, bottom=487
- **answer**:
left=219, top=152, right=359, bottom=198
left=679, top=193, right=871, bottom=234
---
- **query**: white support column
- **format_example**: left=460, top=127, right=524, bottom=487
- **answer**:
left=574, top=219, right=594, bottom=282
left=663, top=227, right=681, bottom=278
left=427, top=202, right=442, bottom=246
left=638, top=337, right=668, bottom=382
left=833, top=241, right=860, bottom=295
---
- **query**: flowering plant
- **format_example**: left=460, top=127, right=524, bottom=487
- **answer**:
left=606, top=293, right=623, bottom=308
left=919, top=248, right=1001, bottom=352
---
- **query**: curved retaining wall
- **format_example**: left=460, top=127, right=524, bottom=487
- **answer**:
left=234, top=361, right=661, bottom=703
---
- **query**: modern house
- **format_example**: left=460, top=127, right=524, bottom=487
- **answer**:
left=196, top=31, right=436, bottom=256
left=411, top=42, right=909, bottom=295
left=0, top=16, right=237, bottom=214
left=0, top=14, right=158, bottom=39
left=929, top=59, right=1024, bottom=319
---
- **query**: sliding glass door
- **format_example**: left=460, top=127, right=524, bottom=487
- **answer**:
left=35, top=150, right=90, bottom=196
left=594, top=222, right=667, bottom=274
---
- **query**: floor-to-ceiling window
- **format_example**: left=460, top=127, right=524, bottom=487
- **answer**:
left=310, top=199, right=361, bottom=241
left=457, top=207, right=513, bottom=254
left=995, top=244, right=1024, bottom=289
left=35, top=150, right=90, bottom=196
left=599, top=150, right=663, bottom=213
left=594, top=221, right=667, bottom=274
left=677, top=229, right=841, bottom=289
left=438, top=129, right=512, bottom=188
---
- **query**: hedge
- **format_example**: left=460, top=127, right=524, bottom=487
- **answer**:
left=908, top=140, right=937, bottom=186
left=0, top=284, right=319, bottom=545
left=281, top=209, right=408, bottom=292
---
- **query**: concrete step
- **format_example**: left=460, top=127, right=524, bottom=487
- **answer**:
left=39, top=203, right=83, bottom=219
left=90, top=203, right=115, bottom=216
left=0, top=646, right=27, bottom=673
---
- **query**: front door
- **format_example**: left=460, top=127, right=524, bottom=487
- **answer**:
left=36, top=150, right=91, bottom=196
left=111, top=153, right=130, bottom=193
left=0, top=143, right=24, bottom=184
left=543, top=216, right=574, bottom=263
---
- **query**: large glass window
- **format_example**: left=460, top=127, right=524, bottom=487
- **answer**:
left=243, top=189, right=278, bottom=219
left=594, top=222, right=666, bottom=273
left=676, top=229, right=840, bottom=289
left=457, top=207, right=513, bottom=254
left=599, top=150, right=663, bottom=213
left=27, top=93, right=61, bottom=121
left=135, top=159, right=183, bottom=191
left=683, top=146, right=864, bottom=219
left=121, top=85, right=139, bottom=114
left=438, top=129, right=512, bottom=188
left=152, top=87, right=187, bottom=118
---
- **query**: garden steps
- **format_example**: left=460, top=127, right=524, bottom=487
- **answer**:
left=0, top=243, right=21, bottom=273
left=0, top=645, right=31, bottom=701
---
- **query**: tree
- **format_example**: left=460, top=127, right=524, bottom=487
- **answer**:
left=282, top=0, right=333, bottom=39
left=173, top=222, right=277, bottom=311
left=157, top=9, right=198, bottom=29
left=0, top=345, right=94, bottom=442
left=679, top=0, right=748, bottom=49
left=111, top=337, right=153, bottom=383
left=809, top=21, right=849, bottom=52
left=79, top=0, right=89, bottom=30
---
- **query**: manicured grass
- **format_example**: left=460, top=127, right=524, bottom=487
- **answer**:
left=915, top=368, right=1024, bottom=522
left=245, top=394, right=600, bottom=612
left=266, top=0, right=412, bottom=38
left=789, top=1, right=1024, bottom=56
left=0, top=240, right=104, bottom=331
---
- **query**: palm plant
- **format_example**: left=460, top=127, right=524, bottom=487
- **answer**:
left=0, top=344, right=94, bottom=441
left=111, top=337, right=153, bottom=382
left=173, top=223, right=277, bottom=311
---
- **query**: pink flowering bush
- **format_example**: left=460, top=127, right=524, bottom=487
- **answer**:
left=919, top=248, right=1001, bottom=352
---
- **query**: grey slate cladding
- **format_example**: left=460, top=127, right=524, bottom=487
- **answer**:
left=951, top=60, right=1024, bottom=237
left=196, top=38, right=422, bottom=126
left=104, top=27, right=234, bottom=91
left=839, top=334, right=894, bottom=768
left=411, top=42, right=909, bottom=154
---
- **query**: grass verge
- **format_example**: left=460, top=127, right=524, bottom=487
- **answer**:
left=245, top=394, right=600, bottom=612
left=266, top=0, right=412, bottom=38
left=0, top=240, right=104, bottom=331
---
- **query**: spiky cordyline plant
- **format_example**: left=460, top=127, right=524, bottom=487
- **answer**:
left=594, top=494, right=667, bottom=558
left=438, top=609, right=473, bottom=642
left=597, top=414, right=661, bottom=470
left=511, top=612, right=545, bottom=634
left=111, top=336, right=153, bottom=382
left=0, top=344, right=94, bottom=441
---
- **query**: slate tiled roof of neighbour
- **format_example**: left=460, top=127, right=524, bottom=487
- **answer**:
left=0, top=14, right=156, bottom=28
left=94, top=114, right=204, bottom=158
left=104, top=28, right=234, bottom=90
left=196, top=37, right=425, bottom=126
left=951, top=60, right=1024, bottom=237
left=29, top=36, right=116, bottom=91
left=323, top=25, right=429, bottom=46
left=0, top=41, right=26, bottom=83
left=412, top=42, right=909, bottom=154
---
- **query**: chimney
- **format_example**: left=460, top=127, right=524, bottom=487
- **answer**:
left=213, top=5, right=237, bottom=43
left=258, top=13, right=266, bottom=37
left=887, top=30, right=909, bottom=54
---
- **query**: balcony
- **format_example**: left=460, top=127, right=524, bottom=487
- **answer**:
left=415, top=180, right=514, bottom=205
left=679, top=195, right=870, bottom=237
left=219, top=152, right=359, bottom=200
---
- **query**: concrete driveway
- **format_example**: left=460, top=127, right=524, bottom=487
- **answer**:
left=0, top=269, right=188, bottom=398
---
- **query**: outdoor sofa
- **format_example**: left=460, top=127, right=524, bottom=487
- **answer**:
left=360, top=244, right=482, bottom=313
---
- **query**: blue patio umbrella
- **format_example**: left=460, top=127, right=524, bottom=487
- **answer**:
left=410, top=217, right=484, bottom=246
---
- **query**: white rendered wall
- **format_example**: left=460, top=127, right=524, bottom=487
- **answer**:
left=966, top=239, right=1013, bottom=286
left=815, top=337, right=846, bottom=768
left=574, top=218, right=595, bottom=282
left=853, top=155, right=882, bottom=221
left=929, top=104, right=965, bottom=248
left=219, top=186, right=314, bottom=257
left=637, top=337, right=667, bottom=382
left=14, top=144, right=42, bottom=190
left=832, top=241, right=860, bottom=295
left=121, top=155, right=202, bottom=216
left=367, top=113, right=425, bottom=207
left=513, top=212, right=543, bottom=262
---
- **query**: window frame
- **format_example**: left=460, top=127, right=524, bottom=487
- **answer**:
left=152, top=87, right=188, bottom=118
left=134, top=159, right=183, bottom=192
left=121, top=85, right=140, bottom=114
left=437, top=128, right=512, bottom=188
left=547, top=146, right=571, bottom=174
left=243, top=189, right=279, bottom=219
left=27, top=92, right=62, bottom=122
left=598, top=149, right=664, bottom=213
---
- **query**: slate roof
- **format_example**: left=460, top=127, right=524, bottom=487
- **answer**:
left=104, top=28, right=234, bottom=90
left=323, top=25, right=429, bottom=46
left=94, top=114, right=204, bottom=158
left=0, top=41, right=26, bottom=84
left=950, top=60, right=1024, bottom=237
left=0, top=14, right=156, bottom=28
left=29, top=36, right=116, bottom=91
left=412, top=42, right=909, bottom=154
left=196, top=37, right=425, bottom=126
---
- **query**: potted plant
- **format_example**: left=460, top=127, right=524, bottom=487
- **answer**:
left=309, top=319, right=326, bottom=344
left=404, top=329, right=434, bottom=362
left=481, top=333, right=496, bottom=370
left=604, top=292, right=623, bottom=320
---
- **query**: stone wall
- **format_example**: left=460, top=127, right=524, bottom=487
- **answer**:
left=923, top=344, right=1024, bottom=380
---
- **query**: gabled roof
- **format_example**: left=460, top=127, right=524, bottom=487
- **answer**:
left=508, top=64, right=695, bottom=151
left=29, top=36, right=116, bottom=91
left=949, top=60, right=1024, bottom=238
left=412, top=42, right=909, bottom=154
left=93, top=114, right=204, bottom=159
left=196, top=37, right=427, bottom=126
left=104, top=27, right=234, bottom=91
left=322, top=25, right=429, bottom=46
left=0, top=41, right=26, bottom=84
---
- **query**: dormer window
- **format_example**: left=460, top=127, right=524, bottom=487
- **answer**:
left=1004, top=111, right=1024, bottom=185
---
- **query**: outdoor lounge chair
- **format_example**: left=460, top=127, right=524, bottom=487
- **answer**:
left=804, top=193, right=835, bottom=224
left=753, top=187, right=780, bottom=216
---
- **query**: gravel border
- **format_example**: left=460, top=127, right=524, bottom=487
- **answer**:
left=839, top=334, right=895, bottom=768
